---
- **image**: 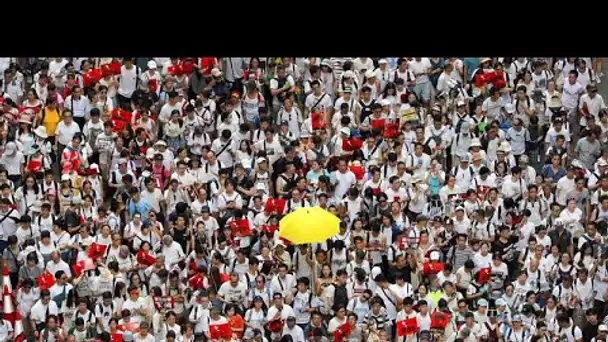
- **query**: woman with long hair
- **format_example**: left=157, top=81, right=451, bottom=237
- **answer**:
left=378, top=82, right=399, bottom=111
left=14, top=174, right=42, bottom=215
left=244, top=57, right=264, bottom=90
left=164, top=110, right=186, bottom=153
left=244, top=295, right=268, bottom=332
left=22, top=88, right=43, bottom=115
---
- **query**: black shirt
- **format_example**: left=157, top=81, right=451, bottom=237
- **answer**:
left=492, top=236, right=518, bottom=262
left=583, top=322, right=599, bottom=342
left=233, top=176, right=254, bottom=202
left=131, top=89, right=159, bottom=110
left=387, top=265, right=412, bottom=284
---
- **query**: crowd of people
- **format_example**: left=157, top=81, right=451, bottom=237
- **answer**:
left=0, top=56, right=606, bottom=342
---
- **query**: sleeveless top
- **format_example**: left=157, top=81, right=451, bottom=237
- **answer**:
left=597, top=206, right=608, bottom=222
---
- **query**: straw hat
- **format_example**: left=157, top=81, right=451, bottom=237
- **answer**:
left=33, top=126, right=48, bottom=139
left=497, top=141, right=512, bottom=153
left=18, top=116, right=32, bottom=125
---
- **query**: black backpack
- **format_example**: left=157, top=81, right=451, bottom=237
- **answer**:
left=333, top=284, right=348, bottom=309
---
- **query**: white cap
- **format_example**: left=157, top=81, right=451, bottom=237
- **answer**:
left=61, top=174, right=71, bottom=182
left=378, top=59, right=388, bottom=64
left=256, top=157, right=267, bottom=164
left=340, top=127, right=351, bottom=136
left=457, top=100, right=466, bottom=107
left=364, top=70, right=375, bottom=79
left=90, top=163, right=99, bottom=170
left=380, top=99, right=391, bottom=107
left=343, top=70, right=355, bottom=78
left=155, top=140, right=167, bottom=147
left=430, top=251, right=440, bottom=261
left=505, top=103, right=515, bottom=114
left=256, top=183, right=265, bottom=190
left=469, top=138, right=482, bottom=148
left=3, top=142, right=16, bottom=156
left=455, top=206, right=465, bottom=212
left=147, top=60, right=157, bottom=69
left=211, top=68, right=222, bottom=77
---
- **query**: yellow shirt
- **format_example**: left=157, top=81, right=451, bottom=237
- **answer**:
left=40, top=107, right=60, bottom=136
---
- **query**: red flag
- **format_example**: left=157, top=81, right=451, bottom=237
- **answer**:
left=478, top=267, right=492, bottom=284
left=265, top=319, right=284, bottom=333
left=168, top=64, right=183, bottom=76
left=264, top=198, right=286, bottom=214
left=334, top=323, right=353, bottom=342
left=147, top=78, right=159, bottom=93
left=474, top=73, right=487, bottom=88
left=136, top=250, right=156, bottom=266
left=342, top=137, right=363, bottom=152
left=88, top=242, right=107, bottom=259
left=72, top=261, right=85, bottom=278
left=383, top=122, right=400, bottom=139
left=109, top=61, right=122, bottom=75
left=311, top=112, right=326, bottom=130
left=370, top=118, right=386, bottom=131
left=219, top=273, right=230, bottom=283
left=430, top=311, right=449, bottom=330
left=261, top=224, right=278, bottom=236
left=82, top=69, right=102, bottom=88
left=100, top=64, right=113, bottom=77
left=396, top=317, right=418, bottom=336
left=187, top=274, right=206, bottom=290
left=209, top=322, right=232, bottom=340
left=181, top=58, right=195, bottom=75
left=200, top=57, right=217, bottom=76
left=229, top=218, right=251, bottom=236
left=36, top=272, right=55, bottom=291
left=349, top=164, right=364, bottom=180
left=111, top=333, right=123, bottom=342
left=423, top=261, right=445, bottom=275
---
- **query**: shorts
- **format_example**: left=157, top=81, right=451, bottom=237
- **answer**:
left=414, top=81, right=432, bottom=101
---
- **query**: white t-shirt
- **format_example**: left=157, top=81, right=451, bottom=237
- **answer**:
left=305, top=92, right=333, bottom=112
left=481, top=96, right=503, bottom=120
left=118, top=65, right=140, bottom=98
left=218, top=281, right=248, bottom=303
left=408, top=58, right=432, bottom=84
left=331, top=170, right=357, bottom=199
left=122, top=297, right=147, bottom=323
left=562, top=81, right=584, bottom=109
left=55, top=121, right=81, bottom=146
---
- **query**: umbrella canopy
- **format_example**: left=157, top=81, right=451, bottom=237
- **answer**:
left=279, top=207, right=340, bottom=244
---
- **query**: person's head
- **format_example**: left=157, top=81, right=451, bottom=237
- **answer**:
left=557, top=313, right=571, bottom=328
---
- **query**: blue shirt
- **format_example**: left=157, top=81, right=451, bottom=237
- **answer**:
left=306, top=169, right=329, bottom=183
left=463, top=58, right=481, bottom=82
left=541, top=164, right=566, bottom=182
left=128, top=198, right=153, bottom=220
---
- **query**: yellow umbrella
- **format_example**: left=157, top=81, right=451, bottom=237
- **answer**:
left=279, top=206, right=340, bottom=244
